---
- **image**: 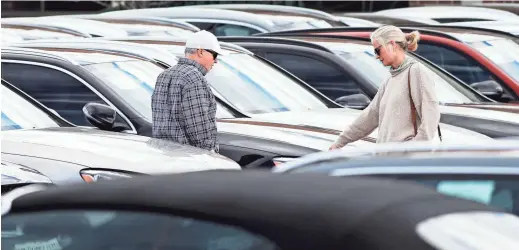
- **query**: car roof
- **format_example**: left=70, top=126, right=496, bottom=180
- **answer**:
left=7, top=170, right=500, bottom=250
left=2, top=17, right=129, bottom=37
left=273, top=140, right=519, bottom=173
left=333, top=16, right=381, bottom=27
left=7, top=39, right=178, bottom=66
left=63, top=15, right=201, bottom=32
left=2, top=127, right=240, bottom=174
left=194, top=4, right=343, bottom=25
left=99, top=7, right=276, bottom=31
left=340, top=12, right=441, bottom=25
left=97, top=35, right=254, bottom=54
left=376, top=6, right=519, bottom=22
left=442, top=21, right=519, bottom=36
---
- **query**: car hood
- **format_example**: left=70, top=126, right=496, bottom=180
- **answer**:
left=1, top=127, right=240, bottom=175
left=439, top=105, right=519, bottom=124
left=247, top=108, right=493, bottom=143
left=445, top=103, right=519, bottom=115
left=218, top=120, right=343, bottom=151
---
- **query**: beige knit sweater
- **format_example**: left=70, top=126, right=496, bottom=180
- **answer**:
left=334, top=61, right=441, bottom=147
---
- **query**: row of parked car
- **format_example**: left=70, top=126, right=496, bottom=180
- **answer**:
left=2, top=4, right=519, bottom=249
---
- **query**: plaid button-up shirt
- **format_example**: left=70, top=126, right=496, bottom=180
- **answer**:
left=151, top=58, right=218, bottom=152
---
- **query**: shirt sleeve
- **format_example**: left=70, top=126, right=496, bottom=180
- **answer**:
left=333, top=81, right=387, bottom=147
left=409, top=64, right=441, bottom=141
left=181, top=81, right=217, bottom=151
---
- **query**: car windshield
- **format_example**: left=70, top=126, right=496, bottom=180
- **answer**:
left=1, top=84, right=60, bottom=131
left=82, top=60, right=164, bottom=120
left=82, top=49, right=328, bottom=119
left=457, top=34, right=519, bottom=83
left=164, top=46, right=329, bottom=114
left=206, top=53, right=329, bottom=114
left=315, top=42, right=483, bottom=104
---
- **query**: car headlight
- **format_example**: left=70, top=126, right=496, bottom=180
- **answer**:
left=80, top=170, right=133, bottom=183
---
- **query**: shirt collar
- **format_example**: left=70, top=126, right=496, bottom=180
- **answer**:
left=178, top=57, right=208, bottom=76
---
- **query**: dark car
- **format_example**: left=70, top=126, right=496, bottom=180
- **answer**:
left=2, top=171, right=512, bottom=250
left=0, top=54, right=338, bottom=169
left=216, top=35, right=519, bottom=138
left=274, top=140, right=519, bottom=215
left=259, top=26, right=519, bottom=102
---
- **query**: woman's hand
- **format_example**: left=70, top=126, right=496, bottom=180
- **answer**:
left=329, top=144, right=341, bottom=151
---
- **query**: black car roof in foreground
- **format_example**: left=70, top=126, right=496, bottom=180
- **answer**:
left=7, top=170, right=501, bottom=250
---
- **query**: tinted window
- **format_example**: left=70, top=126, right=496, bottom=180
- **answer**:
left=400, top=175, right=519, bottom=216
left=214, top=24, right=260, bottom=36
left=1, top=63, right=130, bottom=128
left=415, top=43, right=495, bottom=85
left=2, top=210, right=279, bottom=250
left=265, top=53, right=364, bottom=100
left=189, top=22, right=261, bottom=36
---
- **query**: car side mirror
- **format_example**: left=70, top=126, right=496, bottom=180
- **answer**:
left=335, top=93, right=371, bottom=110
left=470, top=80, right=504, bottom=100
left=82, top=103, right=117, bottom=131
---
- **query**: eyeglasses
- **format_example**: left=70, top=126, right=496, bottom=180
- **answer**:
left=374, top=45, right=382, bottom=56
left=204, top=49, right=218, bottom=60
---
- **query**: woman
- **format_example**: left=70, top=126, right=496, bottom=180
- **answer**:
left=330, top=25, right=441, bottom=150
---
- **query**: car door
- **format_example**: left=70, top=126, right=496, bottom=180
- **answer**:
left=1, top=208, right=280, bottom=250
left=263, top=51, right=367, bottom=101
left=1, top=61, right=135, bottom=131
left=415, top=42, right=518, bottom=101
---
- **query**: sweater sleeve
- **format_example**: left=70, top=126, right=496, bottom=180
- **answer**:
left=333, top=80, right=387, bottom=147
left=409, top=64, right=441, bottom=141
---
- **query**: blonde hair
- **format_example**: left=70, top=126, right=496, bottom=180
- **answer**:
left=370, top=25, right=420, bottom=52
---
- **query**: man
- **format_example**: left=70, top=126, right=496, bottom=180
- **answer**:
left=151, top=30, right=226, bottom=152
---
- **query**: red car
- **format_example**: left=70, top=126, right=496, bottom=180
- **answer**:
left=261, top=26, right=519, bottom=103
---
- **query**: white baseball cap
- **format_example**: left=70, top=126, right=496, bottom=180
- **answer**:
left=185, top=30, right=227, bottom=56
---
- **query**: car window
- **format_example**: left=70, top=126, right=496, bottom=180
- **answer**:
left=1, top=62, right=131, bottom=129
left=188, top=22, right=261, bottom=36
left=415, top=43, right=496, bottom=85
left=214, top=24, right=260, bottom=36
left=82, top=60, right=163, bottom=121
left=407, top=177, right=519, bottom=216
left=464, top=37, right=519, bottom=84
left=265, top=52, right=365, bottom=100
left=208, top=53, right=329, bottom=114
left=1, top=85, right=59, bottom=131
left=2, top=210, right=279, bottom=250
left=332, top=47, right=479, bottom=104
left=164, top=48, right=330, bottom=115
